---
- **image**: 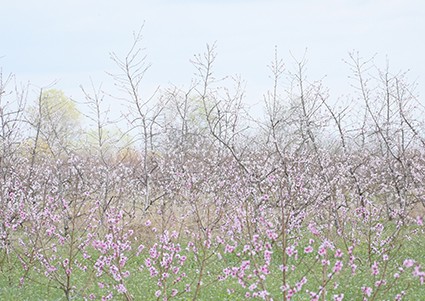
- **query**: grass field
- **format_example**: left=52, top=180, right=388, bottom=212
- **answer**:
left=1, top=219, right=424, bottom=301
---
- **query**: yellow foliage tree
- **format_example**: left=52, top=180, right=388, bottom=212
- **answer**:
left=28, top=89, right=81, bottom=157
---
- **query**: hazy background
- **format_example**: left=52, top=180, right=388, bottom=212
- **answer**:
left=1, top=0, right=424, bottom=117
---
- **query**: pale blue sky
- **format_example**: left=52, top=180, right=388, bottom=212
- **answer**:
left=1, top=0, right=424, bottom=114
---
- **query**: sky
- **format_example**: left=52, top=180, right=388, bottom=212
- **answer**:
left=1, top=0, right=424, bottom=120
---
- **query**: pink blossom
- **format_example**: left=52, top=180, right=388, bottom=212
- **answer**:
left=149, top=267, right=158, bottom=277
left=308, top=222, right=320, bottom=236
left=333, top=293, right=344, bottom=301
left=264, top=250, right=273, bottom=264
left=266, top=229, right=278, bottom=240
left=333, top=260, right=343, bottom=273
left=224, top=244, right=236, bottom=253
left=150, top=245, right=158, bottom=259
left=116, top=284, right=127, bottom=294
left=413, top=265, right=422, bottom=276
left=335, top=249, right=343, bottom=258
left=286, top=246, right=296, bottom=257
left=249, top=283, right=257, bottom=291
left=394, top=272, right=400, bottom=278
left=374, top=279, right=386, bottom=287
left=295, top=277, right=307, bottom=292
left=136, top=244, right=145, bottom=256
left=395, top=291, right=405, bottom=301
left=371, top=261, right=379, bottom=276
left=101, top=292, right=113, bottom=301
left=403, top=259, right=415, bottom=268
left=287, top=288, right=295, bottom=298
left=180, top=255, right=187, bottom=265
left=361, top=286, right=372, bottom=297
left=309, top=291, right=320, bottom=301
left=304, top=246, right=313, bottom=254
left=261, top=265, right=270, bottom=275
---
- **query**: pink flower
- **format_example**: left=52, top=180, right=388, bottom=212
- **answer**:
left=403, top=259, right=415, bottom=268
left=333, top=260, right=343, bottom=273
left=264, top=250, right=273, bottom=264
left=374, top=279, right=386, bottom=287
left=286, top=246, right=296, bottom=257
left=413, top=265, right=425, bottom=278
left=308, top=222, right=320, bottom=236
left=361, top=286, right=372, bottom=297
left=295, top=277, right=307, bottom=292
left=287, top=288, right=295, bottom=298
left=351, top=263, right=357, bottom=275
left=304, top=246, right=313, bottom=254
left=101, top=292, right=113, bottom=301
left=395, top=291, right=406, bottom=301
left=149, top=267, right=158, bottom=277
left=261, top=265, right=270, bottom=275
left=266, top=229, right=278, bottom=240
left=136, top=244, right=145, bottom=256
left=249, top=283, right=257, bottom=291
left=116, top=284, right=127, bottom=294
left=309, top=291, right=320, bottom=301
left=150, top=245, right=158, bottom=259
left=180, top=255, right=187, bottom=265
left=224, top=244, right=236, bottom=253
left=371, top=261, right=379, bottom=276
left=241, top=260, right=250, bottom=270
left=333, top=293, right=344, bottom=301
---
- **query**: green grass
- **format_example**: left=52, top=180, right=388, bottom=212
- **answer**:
left=1, top=225, right=424, bottom=301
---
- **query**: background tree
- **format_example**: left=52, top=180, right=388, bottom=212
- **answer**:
left=0, top=70, right=28, bottom=183
left=28, top=88, right=81, bottom=159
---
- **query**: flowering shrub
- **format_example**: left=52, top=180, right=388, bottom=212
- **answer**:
left=1, top=40, right=425, bottom=300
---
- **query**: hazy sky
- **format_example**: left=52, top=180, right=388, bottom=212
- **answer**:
left=1, top=0, right=424, bottom=114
